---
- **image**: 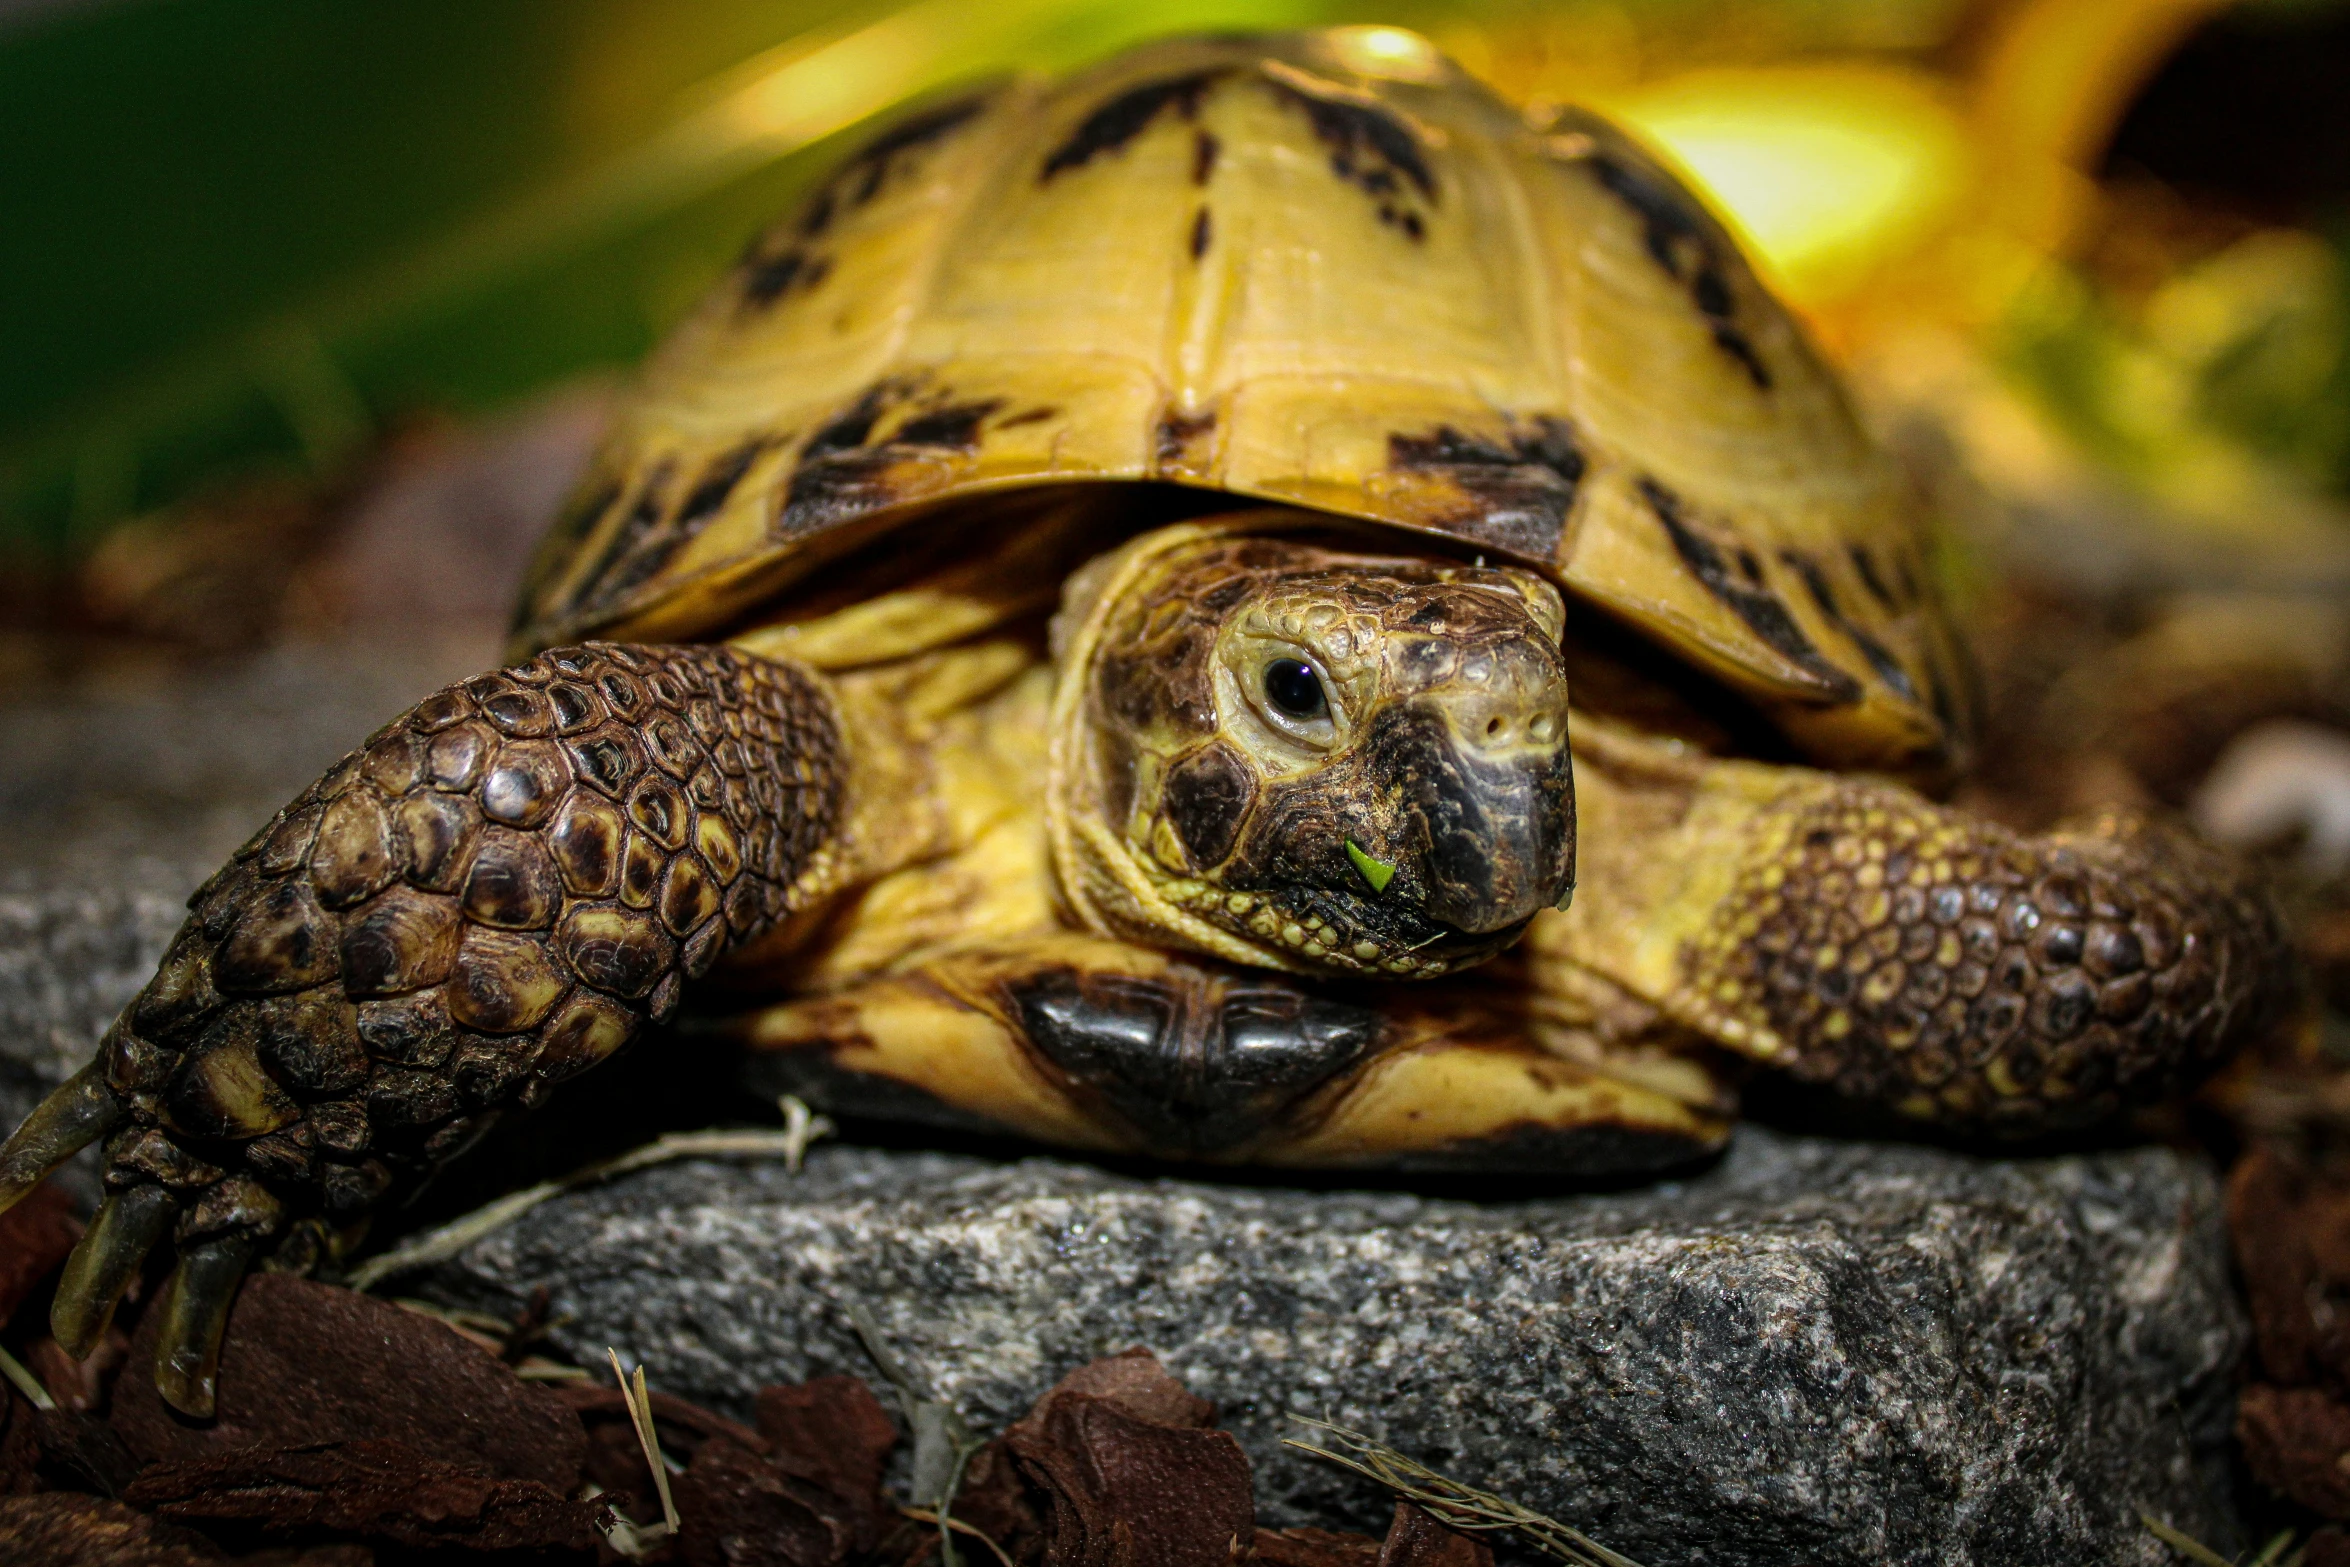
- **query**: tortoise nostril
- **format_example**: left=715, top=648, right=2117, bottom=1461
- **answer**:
left=1486, top=716, right=1505, bottom=739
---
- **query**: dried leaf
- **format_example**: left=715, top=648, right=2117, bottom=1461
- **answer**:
left=950, top=1437, right=1043, bottom=1562
left=756, top=1375, right=899, bottom=1548
left=1007, top=1387, right=1254, bottom=1567
left=0, top=1181, right=82, bottom=1327
left=2241, top=1384, right=2350, bottom=1518
left=0, top=1493, right=222, bottom=1566
left=33, top=1408, right=141, bottom=1499
left=1005, top=1348, right=1212, bottom=1437
left=112, top=1275, right=585, bottom=1491
left=3, top=1385, right=45, bottom=1496
left=1286, top=1417, right=1643, bottom=1567
left=25, top=1333, right=125, bottom=1414
left=673, top=1434, right=855, bottom=1567
left=123, top=1437, right=606, bottom=1551
left=1253, top=1525, right=1383, bottom=1567
left=1379, top=1502, right=1494, bottom=1567
left=2233, top=1147, right=2320, bottom=1386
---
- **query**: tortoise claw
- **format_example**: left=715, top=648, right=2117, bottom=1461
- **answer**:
left=152, top=1231, right=257, bottom=1419
left=51, top=1183, right=179, bottom=1358
left=0, top=1064, right=121, bottom=1215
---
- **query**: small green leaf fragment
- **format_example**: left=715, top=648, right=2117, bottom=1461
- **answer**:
left=1345, top=839, right=1396, bottom=894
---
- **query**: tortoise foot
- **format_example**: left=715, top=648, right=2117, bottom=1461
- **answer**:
left=1, top=641, right=848, bottom=1414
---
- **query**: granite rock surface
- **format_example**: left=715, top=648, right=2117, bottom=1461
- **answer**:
left=413, top=1132, right=2243, bottom=1567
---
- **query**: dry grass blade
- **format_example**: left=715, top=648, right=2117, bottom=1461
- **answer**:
left=777, top=1094, right=835, bottom=1172
left=1286, top=1415, right=1647, bottom=1567
left=0, top=1342, right=57, bottom=1411
left=349, top=1126, right=828, bottom=1290
left=903, top=1506, right=1019, bottom=1567
left=2141, top=1514, right=2301, bottom=1567
left=849, top=1304, right=979, bottom=1567
left=609, top=1348, right=680, bottom=1537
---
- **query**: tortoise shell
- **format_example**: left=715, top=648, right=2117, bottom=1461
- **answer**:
left=512, top=29, right=1967, bottom=774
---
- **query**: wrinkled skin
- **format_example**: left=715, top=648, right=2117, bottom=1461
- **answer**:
left=1051, top=525, right=1577, bottom=979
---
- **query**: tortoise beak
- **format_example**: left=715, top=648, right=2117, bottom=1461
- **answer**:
left=1371, top=694, right=1576, bottom=935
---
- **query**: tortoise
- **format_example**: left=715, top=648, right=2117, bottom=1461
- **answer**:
left=0, top=28, right=2288, bottom=1417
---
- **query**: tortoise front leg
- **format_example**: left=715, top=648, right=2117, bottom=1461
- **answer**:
left=735, top=932, right=1730, bottom=1172
left=1539, top=719, right=2292, bottom=1132
left=0, top=642, right=845, bottom=1415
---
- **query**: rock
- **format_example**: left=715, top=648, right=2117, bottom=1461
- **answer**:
left=412, top=1130, right=2244, bottom=1567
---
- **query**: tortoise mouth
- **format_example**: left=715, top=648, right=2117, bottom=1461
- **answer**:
left=1163, top=877, right=1529, bottom=979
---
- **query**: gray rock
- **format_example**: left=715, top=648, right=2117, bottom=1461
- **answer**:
left=413, top=1129, right=2244, bottom=1567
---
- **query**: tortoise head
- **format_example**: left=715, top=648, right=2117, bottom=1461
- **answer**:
left=1048, top=516, right=1575, bottom=979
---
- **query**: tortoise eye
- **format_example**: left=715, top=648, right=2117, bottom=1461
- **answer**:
left=1263, top=658, right=1327, bottom=720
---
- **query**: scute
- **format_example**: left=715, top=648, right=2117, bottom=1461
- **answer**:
left=512, top=29, right=1965, bottom=774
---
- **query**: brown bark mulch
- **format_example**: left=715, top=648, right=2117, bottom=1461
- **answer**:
left=0, top=1234, right=1489, bottom=1566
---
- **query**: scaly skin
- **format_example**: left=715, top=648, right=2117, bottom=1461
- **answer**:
left=0, top=643, right=843, bottom=1415
left=1536, top=722, right=2290, bottom=1132
left=1692, top=790, right=2283, bottom=1129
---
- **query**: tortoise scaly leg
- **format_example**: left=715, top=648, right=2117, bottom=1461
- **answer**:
left=0, top=1064, right=118, bottom=1209
left=0, top=642, right=845, bottom=1415
left=1537, top=720, right=2293, bottom=1131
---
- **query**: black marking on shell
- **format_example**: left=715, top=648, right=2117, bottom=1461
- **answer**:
left=739, top=90, right=990, bottom=312
left=739, top=247, right=831, bottom=309
left=1639, top=478, right=1861, bottom=702
left=1707, top=324, right=1770, bottom=391
left=1924, top=646, right=1961, bottom=734
left=836, top=92, right=993, bottom=211
left=1267, top=78, right=1434, bottom=197
left=997, top=406, right=1059, bottom=429
left=676, top=438, right=773, bottom=530
left=1155, top=408, right=1218, bottom=467
left=1265, top=73, right=1435, bottom=240
left=571, top=461, right=678, bottom=612
left=778, top=458, right=902, bottom=541
left=521, top=475, right=622, bottom=618
left=802, top=383, right=901, bottom=463
left=1780, top=547, right=1919, bottom=702
left=1586, top=154, right=1772, bottom=391
left=1191, top=129, right=1220, bottom=185
left=1189, top=206, right=1212, bottom=260
left=895, top=399, right=1007, bottom=449
left=775, top=380, right=1002, bottom=539
left=1384, top=418, right=1585, bottom=562
left=1849, top=542, right=1900, bottom=612
left=1041, top=69, right=1226, bottom=181
left=575, top=438, right=779, bottom=612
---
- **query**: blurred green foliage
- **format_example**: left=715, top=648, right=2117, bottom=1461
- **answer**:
left=1999, top=225, right=2350, bottom=509
left=0, top=0, right=1369, bottom=555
